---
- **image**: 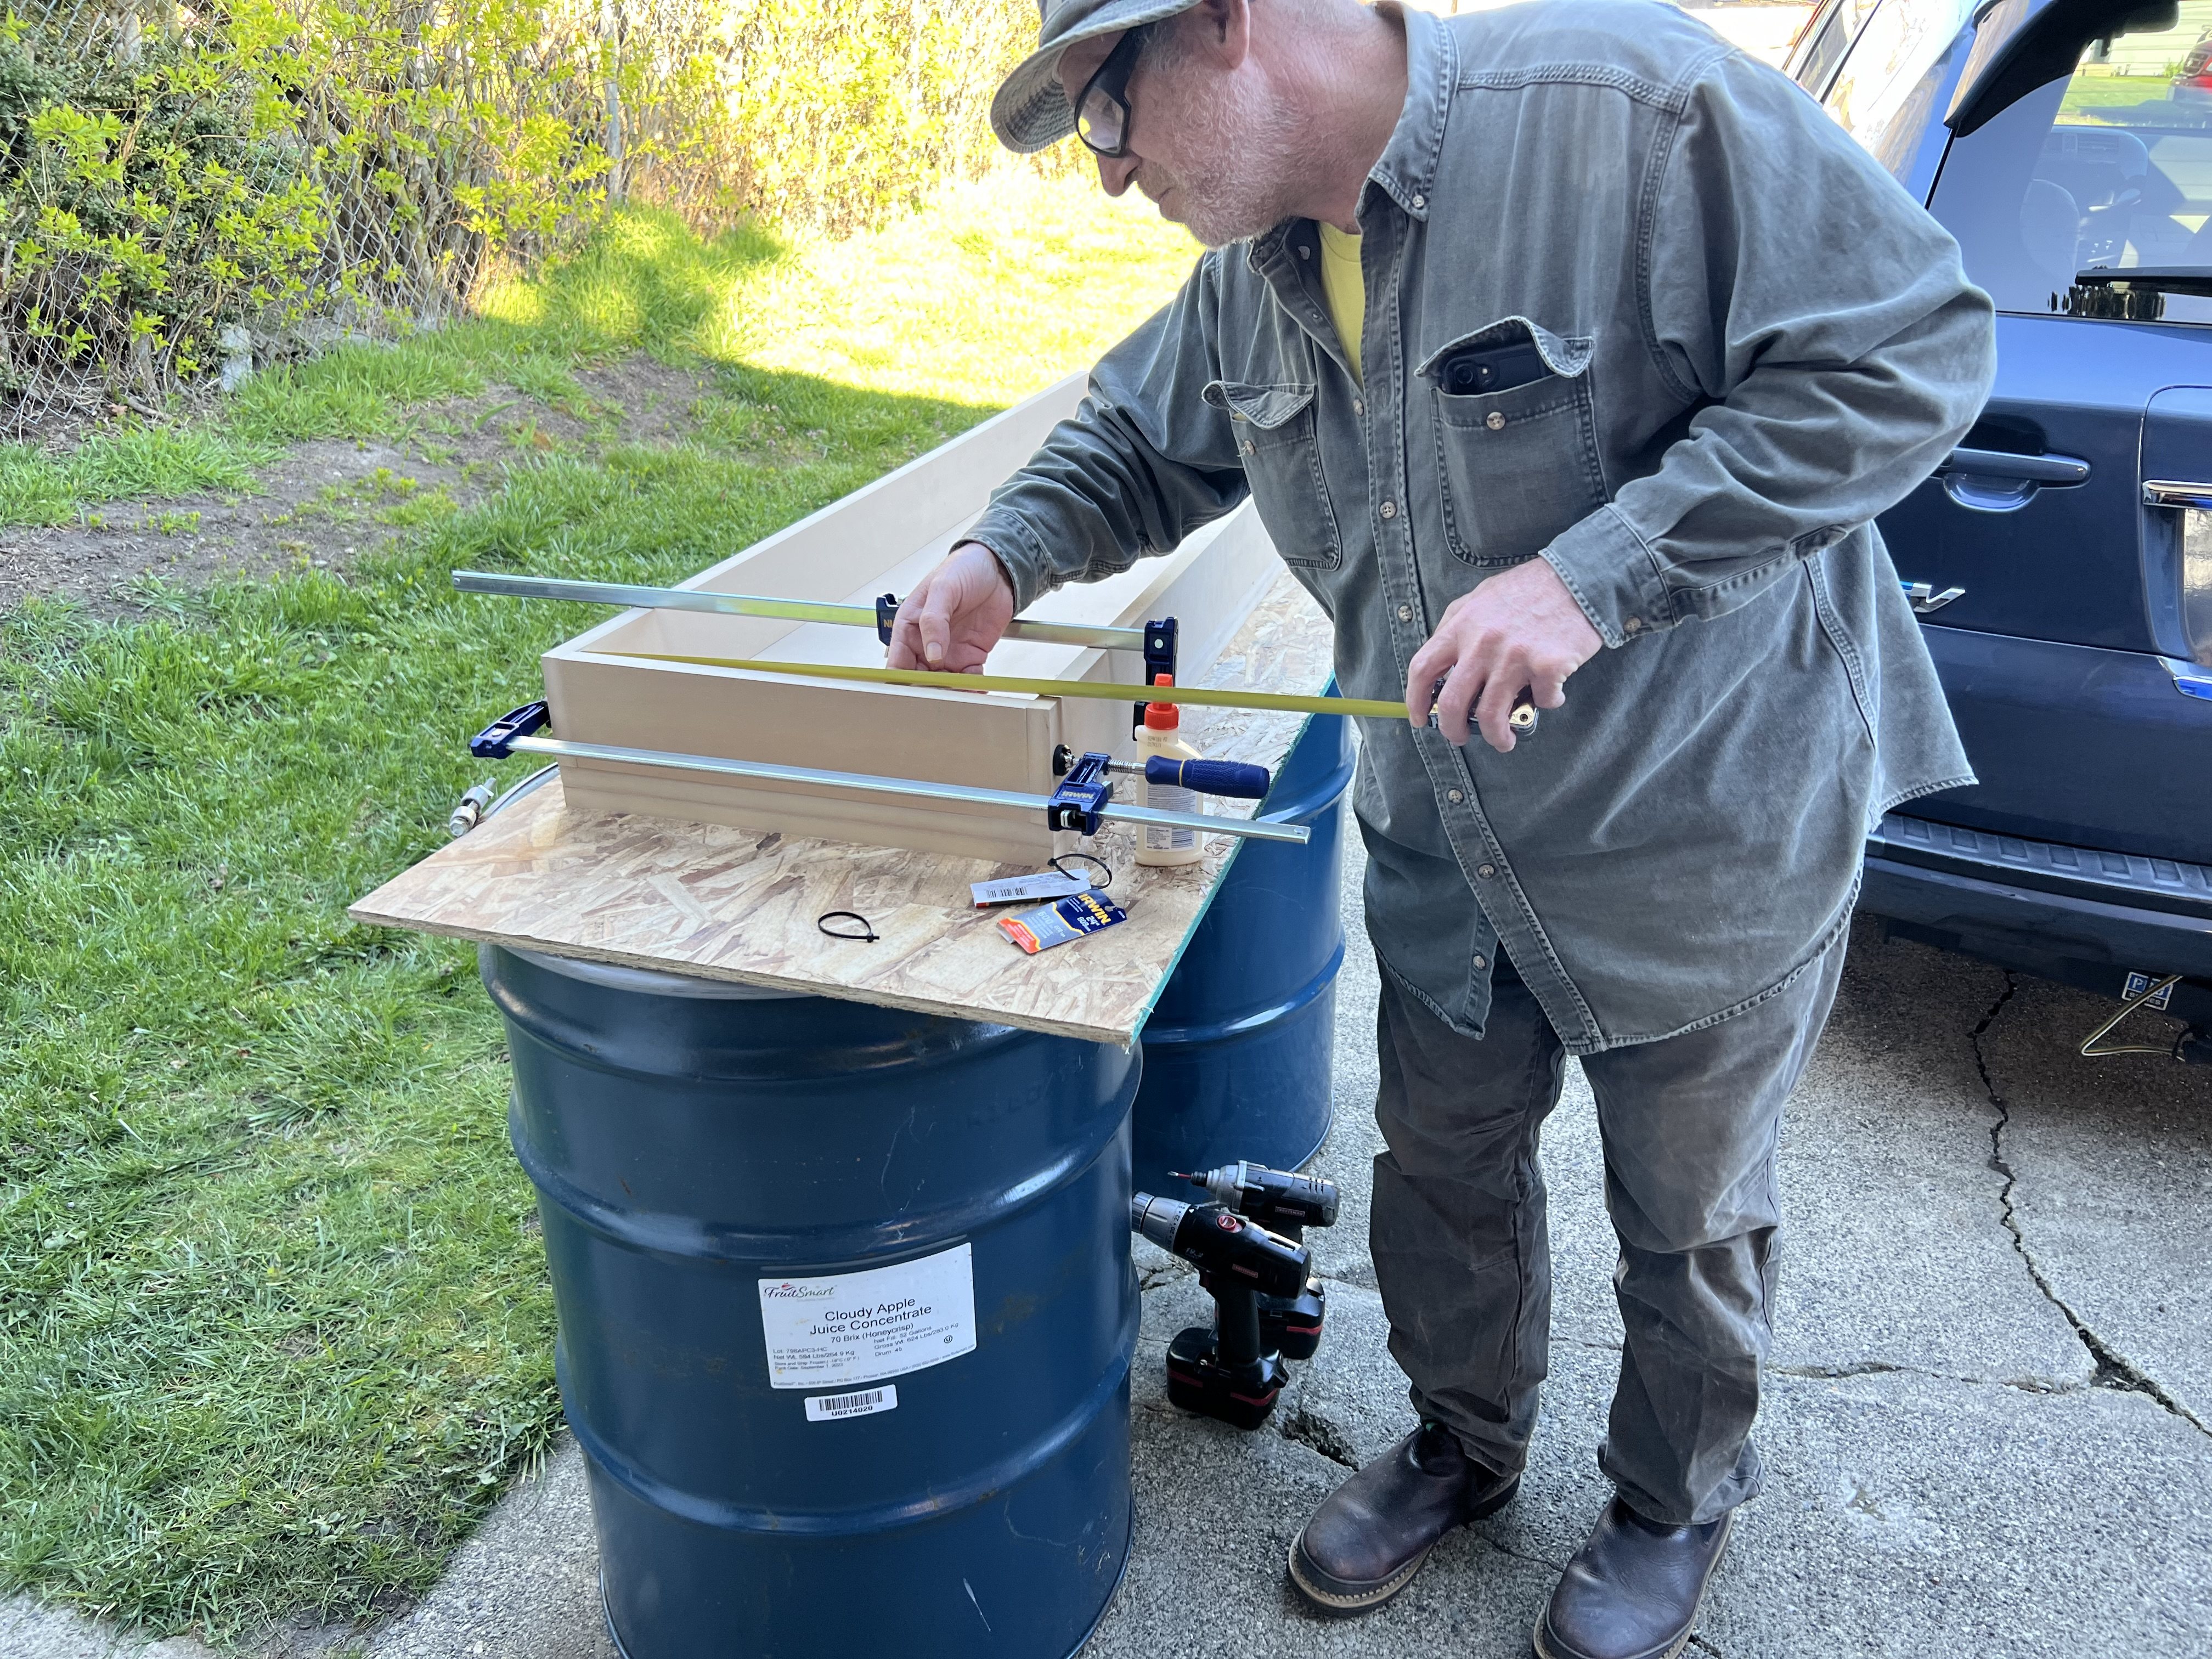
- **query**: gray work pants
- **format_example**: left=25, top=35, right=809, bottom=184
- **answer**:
left=1368, top=935, right=1846, bottom=1526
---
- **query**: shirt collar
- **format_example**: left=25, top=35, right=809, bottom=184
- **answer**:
left=1242, top=2, right=1452, bottom=274
left=1362, top=2, right=1453, bottom=224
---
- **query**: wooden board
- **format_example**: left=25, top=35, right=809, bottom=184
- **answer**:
left=540, top=374, right=1282, bottom=864
left=351, top=573, right=1338, bottom=1046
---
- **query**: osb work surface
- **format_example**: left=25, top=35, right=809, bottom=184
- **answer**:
left=348, top=571, right=1338, bottom=1046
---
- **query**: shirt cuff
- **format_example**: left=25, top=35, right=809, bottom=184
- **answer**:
left=961, top=511, right=1057, bottom=613
left=1539, top=504, right=1673, bottom=649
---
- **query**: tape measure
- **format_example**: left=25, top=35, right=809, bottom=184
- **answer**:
left=593, top=650, right=1541, bottom=732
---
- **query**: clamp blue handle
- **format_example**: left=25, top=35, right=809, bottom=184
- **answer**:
left=470, top=701, right=550, bottom=759
left=1145, top=756, right=1271, bottom=799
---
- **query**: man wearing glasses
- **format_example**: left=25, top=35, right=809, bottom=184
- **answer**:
left=887, top=2, right=1994, bottom=1654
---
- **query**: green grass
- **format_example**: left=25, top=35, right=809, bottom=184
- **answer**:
left=0, top=172, right=1197, bottom=1643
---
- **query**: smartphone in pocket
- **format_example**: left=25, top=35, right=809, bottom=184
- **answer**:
left=1436, top=338, right=1553, bottom=396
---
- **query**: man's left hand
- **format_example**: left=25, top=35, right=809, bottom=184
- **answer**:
left=1404, top=556, right=1605, bottom=753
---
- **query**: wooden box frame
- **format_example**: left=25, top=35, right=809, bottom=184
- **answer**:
left=541, top=375, right=1280, bottom=863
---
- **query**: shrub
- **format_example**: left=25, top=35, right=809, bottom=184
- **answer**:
left=0, top=0, right=1058, bottom=430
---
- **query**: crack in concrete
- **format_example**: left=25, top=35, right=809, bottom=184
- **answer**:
left=1469, top=1530, right=1564, bottom=1574
left=1767, top=1360, right=1909, bottom=1379
left=1687, top=1636, right=1726, bottom=1657
left=1970, top=974, right=2211, bottom=1438
left=1763, top=1359, right=2083, bottom=1398
left=1277, top=1406, right=1358, bottom=1470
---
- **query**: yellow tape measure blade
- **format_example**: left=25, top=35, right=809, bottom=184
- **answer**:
left=597, top=650, right=1412, bottom=721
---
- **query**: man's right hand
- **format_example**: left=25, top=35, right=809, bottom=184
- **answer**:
left=887, top=541, right=1017, bottom=672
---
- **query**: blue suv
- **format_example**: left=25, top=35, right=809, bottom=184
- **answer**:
left=1784, top=0, right=2212, bottom=1042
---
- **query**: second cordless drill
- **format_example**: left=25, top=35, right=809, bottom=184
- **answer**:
left=1178, top=1161, right=1339, bottom=1360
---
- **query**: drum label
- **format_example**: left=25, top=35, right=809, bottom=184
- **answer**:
left=758, top=1242, right=977, bottom=1390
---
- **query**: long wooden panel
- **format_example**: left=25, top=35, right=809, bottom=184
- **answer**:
left=538, top=375, right=1280, bottom=861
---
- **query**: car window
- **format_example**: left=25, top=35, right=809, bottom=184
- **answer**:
left=1930, top=0, right=2212, bottom=325
left=1821, top=0, right=1982, bottom=165
left=1792, top=0, right=1886, bottom=97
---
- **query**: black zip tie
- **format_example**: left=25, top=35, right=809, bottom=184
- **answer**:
left=1050, top=851, right=1113, bottom=890
left=817, top=911, right=878, bottom=943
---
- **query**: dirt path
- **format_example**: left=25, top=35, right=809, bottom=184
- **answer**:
left=0, top=356, right=721, bottom=618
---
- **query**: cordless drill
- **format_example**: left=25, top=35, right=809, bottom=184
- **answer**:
left=1178, top=1161, right=1339, bottom=1360
left=1132, top=1189, right=1312, bottom=1430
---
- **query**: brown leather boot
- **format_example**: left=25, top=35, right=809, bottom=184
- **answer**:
left=1534, top=1496, right=1734, bottom=1659
left=1288, top=1421, right=1520, bottom=1615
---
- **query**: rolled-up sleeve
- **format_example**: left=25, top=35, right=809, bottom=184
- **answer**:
left=964, top=252, right=1251, bottom=611
left=1541, top=49, right=1997, bottom=648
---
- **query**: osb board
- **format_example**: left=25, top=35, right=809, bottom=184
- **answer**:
left=350, top=572, right=1337, bottom=1046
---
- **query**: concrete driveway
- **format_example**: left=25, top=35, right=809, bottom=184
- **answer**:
left=12, top=843, right=2209, bottom=1659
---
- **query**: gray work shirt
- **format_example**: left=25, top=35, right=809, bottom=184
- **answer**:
left=966, top=0, right=1996, bottom=1053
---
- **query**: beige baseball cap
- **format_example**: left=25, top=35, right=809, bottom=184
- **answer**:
left=990, top=0, right=1206, bottom=153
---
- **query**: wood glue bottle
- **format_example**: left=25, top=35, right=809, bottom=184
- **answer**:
left=1137, top=673, right=1204, bottom=867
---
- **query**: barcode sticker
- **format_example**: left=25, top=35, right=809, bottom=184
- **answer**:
left=805, top=1384, right=898, bottom=1423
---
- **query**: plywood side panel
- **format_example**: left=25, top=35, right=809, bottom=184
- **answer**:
left=542, top=657, right=1060, bottom=793
left=687, top=374, right=1090, bottom=602
left=539, top=373, right=1087, bottom=670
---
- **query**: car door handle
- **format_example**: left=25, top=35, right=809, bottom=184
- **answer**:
left=2144, top=480, right=2212, bottom=510
left=1939, top=448, right=2092, bottom=484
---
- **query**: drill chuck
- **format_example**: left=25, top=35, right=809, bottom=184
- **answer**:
left=1132, top=1192, right=1190, bottom=1253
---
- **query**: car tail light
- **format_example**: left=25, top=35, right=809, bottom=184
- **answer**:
left=2188, top=508, right=2212, bottom=668
left=2146, top=482, right=2212, bottom=666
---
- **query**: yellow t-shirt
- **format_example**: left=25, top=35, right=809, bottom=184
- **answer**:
left=1317, top=222, right=1364, bottom=382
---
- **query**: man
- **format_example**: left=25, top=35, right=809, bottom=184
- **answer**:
left=888, top=2, right=1994, bottom=1653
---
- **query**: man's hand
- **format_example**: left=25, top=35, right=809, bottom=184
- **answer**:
left=1405, top=557, right=1605, bottom=753
left=887, top=541, right=1017, bottom=672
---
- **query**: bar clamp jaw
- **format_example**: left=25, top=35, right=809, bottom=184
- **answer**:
left=1135, top=618, right=1178, bottom=737
left=879, top=594, right=1177, bottom=740
left=1045, top=750, right=1114, bottom=835
left=470, top=701, right=550, bottom=760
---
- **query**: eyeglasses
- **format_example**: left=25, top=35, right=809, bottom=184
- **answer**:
left=1074, top=25, right=1153, bottom=158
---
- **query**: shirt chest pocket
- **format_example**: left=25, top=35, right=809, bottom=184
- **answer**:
left=1203, top=380, right=1342, bottom=571
left=1419, top=319, right=1605, bottom=569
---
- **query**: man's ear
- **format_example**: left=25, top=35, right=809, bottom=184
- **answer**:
left=1186, top=0, right=1250, bottom=70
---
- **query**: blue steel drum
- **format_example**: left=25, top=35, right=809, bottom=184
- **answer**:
left=481, top=944, right=1139, bottom=1659
left=1130, top=704, right=1353, bottom=1197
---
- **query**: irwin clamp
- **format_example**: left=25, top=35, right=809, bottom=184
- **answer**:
left=466, top=703, right=1310, bottom=847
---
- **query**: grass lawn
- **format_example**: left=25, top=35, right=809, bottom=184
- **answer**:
left=0, top=171, right=1195, bottom=1645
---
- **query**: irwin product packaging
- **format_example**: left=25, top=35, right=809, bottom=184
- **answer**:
left=998, top=890, right=1129, bottom=954
left=970, top=870, right=1095, bottom=907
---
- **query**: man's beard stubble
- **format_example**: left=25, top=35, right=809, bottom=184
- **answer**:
left=1141, top=53, right=1321, bottom=248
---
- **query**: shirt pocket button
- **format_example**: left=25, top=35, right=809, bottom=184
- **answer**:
left=1485, top=411, right=1506, bottom=432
